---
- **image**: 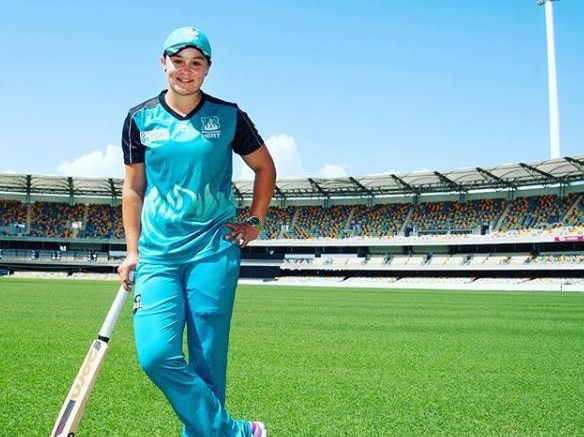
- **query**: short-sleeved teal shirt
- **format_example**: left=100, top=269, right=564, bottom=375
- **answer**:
left=121, top=91, right=263, bottom=264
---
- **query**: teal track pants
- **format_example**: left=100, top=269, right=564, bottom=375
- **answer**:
left=133, top=245, right=252, bottom=436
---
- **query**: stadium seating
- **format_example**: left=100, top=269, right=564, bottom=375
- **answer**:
left=2, top=193, right=583, bottom=241
left=1, top=193, right=583, bottom=282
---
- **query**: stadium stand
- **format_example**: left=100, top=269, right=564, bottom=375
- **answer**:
left=1, top=155, right=583, bottom=290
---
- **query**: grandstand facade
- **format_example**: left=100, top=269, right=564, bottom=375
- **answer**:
left=1, top=155, right=583, bottom=288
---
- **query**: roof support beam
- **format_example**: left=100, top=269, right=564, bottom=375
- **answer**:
left=475, top=167, right=516, bottom=190
left=433, top=171, right=467, bottom=193
left=565, top=156, right=584, bottom=172
left=67, top=177, right=75, bottom=205
left=519, top=162, right=562, bottom=185
left=308, top=178, right=328, bottom=197
left=231, top=182, right=243, bottom=206
left=349, top=177, right=373, bottom=197
left=273, top=184, right=285, bottom=198
left=25, top=174, right=32, bottom=204
left=390, top=174, right=418, bottom=195
left=108, top=178, right=118, bottom=205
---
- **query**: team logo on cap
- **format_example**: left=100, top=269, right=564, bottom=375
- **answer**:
left=201, top=116, right=221, bottom=139
left=183, top=28, right=200, bottom=40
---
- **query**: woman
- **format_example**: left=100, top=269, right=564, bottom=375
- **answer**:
left=117, top=26, right=276, bottom=437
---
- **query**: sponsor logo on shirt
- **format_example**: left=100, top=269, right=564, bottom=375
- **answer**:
left=201, top=116, right=221, bottom=139
left=140, top=128, right=170, bottom=145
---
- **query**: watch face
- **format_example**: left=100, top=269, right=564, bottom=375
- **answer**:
left=246, top=216, right=261, bottom=227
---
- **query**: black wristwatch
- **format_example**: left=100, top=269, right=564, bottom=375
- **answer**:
left=245, top=215, right=264, bottom=230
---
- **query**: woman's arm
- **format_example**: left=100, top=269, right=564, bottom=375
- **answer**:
left=225, top=145, right=276, bottom=247
left=242, top=145, right=276, bottom=220
left=118, top=163, right=145, bottom=288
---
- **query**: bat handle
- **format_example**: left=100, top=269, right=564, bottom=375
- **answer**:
left=98, top=284, right=131, bottom=341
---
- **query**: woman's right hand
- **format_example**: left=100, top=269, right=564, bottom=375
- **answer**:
left=118, top=251, right=139, bottom=290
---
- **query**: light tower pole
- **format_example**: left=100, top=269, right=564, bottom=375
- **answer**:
left=536, top=0, right=561, bottom=159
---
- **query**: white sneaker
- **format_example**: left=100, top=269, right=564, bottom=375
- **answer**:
left=250, top=421, right=267, bottom=437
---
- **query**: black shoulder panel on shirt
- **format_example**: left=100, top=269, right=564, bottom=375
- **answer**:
left=127, top=93, right=163, bottom=116
left=203, top=93, right=239, bottom=108
left=121, top=94, right=162, bottom=165
left=233, top=109, right=264, bottom=156
left=203, top=93, right=264, bottom=156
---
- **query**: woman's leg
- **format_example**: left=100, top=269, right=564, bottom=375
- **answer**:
left=182, top=245, right=250, bottom=436
left=133, top=257, right=250, bottom=437
left=184, top=244, right=241, bottom=405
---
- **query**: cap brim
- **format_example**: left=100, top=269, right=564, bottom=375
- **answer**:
left=164, top=44, right=210, bottom=59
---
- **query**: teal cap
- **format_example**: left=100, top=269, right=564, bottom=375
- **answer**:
left=163, top=26, right=212, bottom=59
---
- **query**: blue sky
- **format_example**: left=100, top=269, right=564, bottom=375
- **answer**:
left=0, top=0, right=582, bottom=180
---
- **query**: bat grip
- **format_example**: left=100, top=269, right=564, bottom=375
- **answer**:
left=98, top=284, right=131, bottom=341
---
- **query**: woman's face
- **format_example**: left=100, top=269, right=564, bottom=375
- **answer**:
left=162, top=47, right=210, bottom=97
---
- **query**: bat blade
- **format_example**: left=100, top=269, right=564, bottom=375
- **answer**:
left=51, top=339, right=109, bottom=437
left=51, top=282, right=131, bottom=436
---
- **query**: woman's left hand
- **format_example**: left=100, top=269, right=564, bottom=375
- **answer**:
left=224, top=222, right=260, bottom=248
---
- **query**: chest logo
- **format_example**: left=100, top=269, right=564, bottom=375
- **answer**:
left=140, top=128, right=170, bottom=145
left=201, top=116, right=221, bottom=139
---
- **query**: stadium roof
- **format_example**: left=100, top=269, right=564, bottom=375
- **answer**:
left=0, top=155, right=583, bottom=202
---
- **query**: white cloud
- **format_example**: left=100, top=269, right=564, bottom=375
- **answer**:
left=318, top=164, right=348, bottom=178
left=235, top=133, right=350, bottom=181
left=237, top=133, right=304, bottom=180
left=55, top=137, right=351, bottom=182
left=57, top=144, right=124, bottom=178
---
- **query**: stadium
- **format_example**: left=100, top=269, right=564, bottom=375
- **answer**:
left=2, top=155, right=584, bottom=436
left=1, top=154, right=583, bottom=290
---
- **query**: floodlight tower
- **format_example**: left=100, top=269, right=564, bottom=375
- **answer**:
left=536, top=0, right=561, bottom=159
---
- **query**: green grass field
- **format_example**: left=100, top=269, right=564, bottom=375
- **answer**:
left=1, top=278, right=583, bottom=436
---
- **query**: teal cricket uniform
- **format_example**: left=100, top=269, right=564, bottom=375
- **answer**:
left=121, top=90, right=263, bottom=436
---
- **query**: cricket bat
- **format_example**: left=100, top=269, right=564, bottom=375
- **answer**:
left=51, top=281, right=132, bottom=436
